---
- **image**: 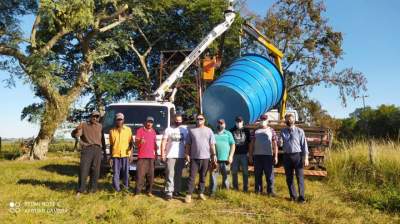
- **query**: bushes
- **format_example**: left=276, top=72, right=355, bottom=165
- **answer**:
left=327, top=140, right=400, bottom=212
left=0, top=140, right=75, bottom=160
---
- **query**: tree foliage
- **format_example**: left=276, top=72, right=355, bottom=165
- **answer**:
left=338, top=105, right=400, bottom=140
left=0, top=0, right=132, bottom=159
left=246, top=0, right=367, bottom=110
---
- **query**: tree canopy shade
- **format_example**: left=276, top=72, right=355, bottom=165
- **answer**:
left=0, top=0, right=133, bottom=159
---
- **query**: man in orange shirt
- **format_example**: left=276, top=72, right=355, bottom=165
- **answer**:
left=109, top=113, right=133, bottom=192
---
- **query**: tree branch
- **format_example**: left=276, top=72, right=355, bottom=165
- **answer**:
left=0, top=44, right=28, bottom=64
left=30, top=14, right=41, bottom=50
left=98, top=4, right=129, bottom=23
left=99, top=16, right=128, bottom=32
left=39, top=28, right=70, bottom=54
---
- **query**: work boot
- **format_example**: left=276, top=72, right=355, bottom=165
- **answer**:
left=185, top=195, right=192, bottom=203
left=199, top=193, right=207, bottom=201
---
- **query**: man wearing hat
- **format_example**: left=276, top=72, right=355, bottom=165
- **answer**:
left=135, top=116, right=157, bottom=196
left=71, top=111, right=105, bottom=196
left=230, top=116, right=251, bottom=192
left=209, top=118, right=235, bottom=195
left=109, top=113, right=133, bottom=192
left=249, top=114, right=278, bottom=196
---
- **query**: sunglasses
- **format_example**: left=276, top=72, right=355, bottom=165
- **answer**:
left=197, top=118, right=204, bottom=121
left=116, top=118, right=123, bottom=121
left=218, top=121, right=224, bottom=124
left=92, top=115, right=100, bottom=118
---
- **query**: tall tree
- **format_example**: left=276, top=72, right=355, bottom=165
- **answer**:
left=247, top=0, right=367, bottom=111
left=0, top=0, right=132, bottom=159
left=81, top=0, right=243, bottom=115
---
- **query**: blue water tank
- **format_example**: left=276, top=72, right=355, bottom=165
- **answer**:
left=202, top=54, right=284, bottom=129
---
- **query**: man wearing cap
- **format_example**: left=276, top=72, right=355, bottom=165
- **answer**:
left=135, top=116, right=157, bottom=196
left=71, top=111, right=105, bottom=196
left=230, top=116, right=251, bottom=192
left=280, top=113, right=309, bottom=203
left=109, top=113, right=133, bottom=192
left=209, top=118, right=235, bottom=195
left=161, top=114, right=188, bottom=201
left=185, top=114, right=217, bottom=203
left=249, top=114, right=278, bottom=196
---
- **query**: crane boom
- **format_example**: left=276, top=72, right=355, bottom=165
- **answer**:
left=153, top=0, right=235, bottom=101
left=241, top=22, right=287, bottom=120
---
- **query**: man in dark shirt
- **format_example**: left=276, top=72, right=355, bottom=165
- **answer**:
left=229, top=116, right=251, bottom=192
left=71, top=111, right=105, bottom=196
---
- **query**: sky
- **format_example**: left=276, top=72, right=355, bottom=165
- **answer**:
left=1, top=0, right=399, bottom=138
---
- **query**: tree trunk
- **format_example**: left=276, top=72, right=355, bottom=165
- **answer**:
left=94, top=87, right=105, bottom=117
left=29, top=98, right=72, bottom=160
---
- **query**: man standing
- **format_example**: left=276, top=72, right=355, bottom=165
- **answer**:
left=161, top=114, right=188, bottom=201
left=72, top=111, right=105, bottom=196
left=230, top=116, right=251, bottom=192
left=210, top=119, right=235, bottom=195
left=185, top=114, right=216, bottom=203
left=135, top=116, right=157, bottom=197
left=249, top=114, right=278, bottom=196
left=109, top=113, right=133, bottom=192
left=280, top=113, right=309, bottom=203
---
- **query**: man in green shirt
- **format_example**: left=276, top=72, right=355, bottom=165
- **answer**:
left=210, top=119, right=235, bottom=195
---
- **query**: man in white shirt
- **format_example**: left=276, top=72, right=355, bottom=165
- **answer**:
left=161, top=114, right=188, bottom=200
left=249, top=114, right=278, bottom=196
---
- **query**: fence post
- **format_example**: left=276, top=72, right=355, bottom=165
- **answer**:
left=368, top=140, right=375, bottom=165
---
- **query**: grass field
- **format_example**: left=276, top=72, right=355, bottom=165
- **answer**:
left=0, top=141, right=399, bottom=223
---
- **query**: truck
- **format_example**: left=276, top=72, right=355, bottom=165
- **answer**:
left=100, top=0, right=331, bottom=175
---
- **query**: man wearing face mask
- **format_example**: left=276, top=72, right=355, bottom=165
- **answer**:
left=209, top=119, right=235, bottom=195
left=135, top=116, right=157, bottom=197
left=249, top=114, right=278, bottom=196
left=280, top=113, right=309, bottom=203
left=229, top=116, right=251, bottom=192
left=161, top=114, right=188, bottom=201
left=109, top=113, right=133, bottom=192
left=185, top=114, right=217, bottom=203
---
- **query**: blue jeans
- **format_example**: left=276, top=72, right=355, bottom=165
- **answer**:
left=283, top=153, right=305, bottom=200
left=231, top=154, right=249, bottom=192
left=210, top=161, right=230, bottom=194
left=112, top=157, right=129, bottom=191
left=254, top=155, right=274, bottom=194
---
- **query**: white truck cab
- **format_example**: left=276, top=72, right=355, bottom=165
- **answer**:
left=102, top=101, right=176, bottom=171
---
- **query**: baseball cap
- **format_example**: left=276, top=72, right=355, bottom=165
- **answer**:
left=235, top=116, right=243, bottom=122
left=91, top=111, right=100, bottom=116
left=115, top=113, right=124, bottom=120
left=146, top=116, right=155, bottom=122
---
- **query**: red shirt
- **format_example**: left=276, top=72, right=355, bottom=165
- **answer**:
left=136, top=127, right=157, bottom=159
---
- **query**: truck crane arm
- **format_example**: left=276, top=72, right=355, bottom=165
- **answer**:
left=241, top=22, right=288, bottom=120
left=153, top=0, right=236, bottom=102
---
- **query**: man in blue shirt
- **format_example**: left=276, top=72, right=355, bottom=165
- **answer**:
left=210, top=119, right=235, bottom=195
left=280, top=113, right=309, bottom=203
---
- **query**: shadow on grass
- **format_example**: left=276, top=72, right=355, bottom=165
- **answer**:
left=17, top=178, right=114, bottom=193
left=17, top=179, right=78, bottom=192
left=41, top=164, right=79, bottom=177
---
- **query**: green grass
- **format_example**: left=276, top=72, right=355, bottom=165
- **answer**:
left=0, top=141, right=399, bottom=223
left=326, top=140, right=400, bottom=212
